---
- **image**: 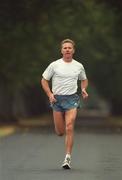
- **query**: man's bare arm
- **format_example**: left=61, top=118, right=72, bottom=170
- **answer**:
left=41, top=78, right=56, bottom=103
left=80, top=79, right=88, bottom=99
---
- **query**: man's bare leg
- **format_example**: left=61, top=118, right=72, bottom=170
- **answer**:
left=65, top=108, right=77, bottom=154
left=53, top=111, right=65, bottom=136
left=61, top=108, right=77, bottom=169
left=53, top=109, right=77, bottom=169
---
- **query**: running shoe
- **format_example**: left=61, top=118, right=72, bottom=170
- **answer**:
left=62, top=157, right=71, bottom=169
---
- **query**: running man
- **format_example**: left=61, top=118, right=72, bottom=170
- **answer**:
left=41, top=39, right=88, bottom=169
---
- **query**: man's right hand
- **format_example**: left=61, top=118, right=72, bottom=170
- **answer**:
left=49, top=93, right=57, bottom=104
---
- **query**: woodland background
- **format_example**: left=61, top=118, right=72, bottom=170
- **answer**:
left=0, top=0, right=122, bottom=122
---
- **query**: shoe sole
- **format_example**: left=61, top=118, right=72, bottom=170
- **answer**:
left=62, top=163, right=71, bottom=169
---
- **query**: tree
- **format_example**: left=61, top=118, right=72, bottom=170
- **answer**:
left=0, top=0, right=122, bottom=121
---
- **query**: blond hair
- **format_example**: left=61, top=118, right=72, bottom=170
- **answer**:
left=61, top=39, right=75, bottom=48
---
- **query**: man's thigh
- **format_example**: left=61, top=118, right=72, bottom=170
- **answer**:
left=65, top=108, right=77, bottom=125
left=53, top=111, right=65, bottom=135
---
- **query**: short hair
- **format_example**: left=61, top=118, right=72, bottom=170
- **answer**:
left=61, top=39, right=75, bottom=48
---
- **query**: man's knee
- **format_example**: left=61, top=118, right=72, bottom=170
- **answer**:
left=66, top=122, right=73, bottom=134
left=57, top=132, right=64, bottom=136
left=55, top=128, right=64, bottom=136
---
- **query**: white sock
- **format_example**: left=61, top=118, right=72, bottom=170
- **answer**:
left=65, top=153, right=71, bottom=160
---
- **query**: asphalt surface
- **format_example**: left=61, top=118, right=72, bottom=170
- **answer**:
left=0, top=127, right=122, bottom=180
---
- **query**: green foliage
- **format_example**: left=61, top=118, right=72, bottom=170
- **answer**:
left=0, top=0, right=122, bottom=114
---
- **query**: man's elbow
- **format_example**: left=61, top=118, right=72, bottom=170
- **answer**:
left=86, top=78, right=88, bottom=84
left=41, top=78, right=48, bottom=87
left=83, top=78, right=88, bottom=83
left=40, top=78, right=45, bottom=87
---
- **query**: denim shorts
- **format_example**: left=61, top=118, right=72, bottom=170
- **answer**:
left=50, top=93, right=80, bottom=112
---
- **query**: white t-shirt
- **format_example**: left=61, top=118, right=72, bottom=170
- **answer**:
left=42, top=58, right=87, bottom=95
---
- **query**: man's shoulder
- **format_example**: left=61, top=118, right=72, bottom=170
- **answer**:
left=73, top=59, right=83, bottom=67
left=48, top=59, right=62, bottom=68
left=51, top=58, right=62, bottom=65
left=54, top=58, right=62, bottom=63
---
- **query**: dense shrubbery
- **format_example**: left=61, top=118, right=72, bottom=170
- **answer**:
left=0, top=0, right=122, bottom=119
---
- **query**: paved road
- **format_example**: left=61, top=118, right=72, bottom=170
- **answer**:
left=0, top=127, right=122, bottom=180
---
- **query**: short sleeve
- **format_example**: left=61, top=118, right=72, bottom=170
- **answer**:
left=78, top=65, right=87, bottom=80
left=42, top=62, right=54, bottom=80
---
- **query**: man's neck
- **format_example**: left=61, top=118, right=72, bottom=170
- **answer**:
left=62, top=57, right=73, bottom=63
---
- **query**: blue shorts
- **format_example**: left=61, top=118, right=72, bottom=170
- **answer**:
left=50, top=93, right=80, bottom=112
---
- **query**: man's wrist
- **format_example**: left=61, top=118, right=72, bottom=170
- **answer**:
left=81, top=88, right=86, bottom=92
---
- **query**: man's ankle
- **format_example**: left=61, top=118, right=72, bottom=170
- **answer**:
left=65, top=153, right=71, bottom=159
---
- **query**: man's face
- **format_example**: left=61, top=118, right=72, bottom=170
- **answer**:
left=61, top=42, right=75, bottom=60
